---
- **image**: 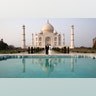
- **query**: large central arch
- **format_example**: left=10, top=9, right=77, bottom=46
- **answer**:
left=45, top=37, right=51, bottom=46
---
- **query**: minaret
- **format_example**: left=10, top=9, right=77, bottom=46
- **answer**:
left=58, top=34, right=61, bottom=46
left=62, top=33, right=65, bottom=46
left=32, top=33, right=34, bottom=47
left=70, top=25, right=74, bottom=49
left=22, top=25, right=26, bottom=49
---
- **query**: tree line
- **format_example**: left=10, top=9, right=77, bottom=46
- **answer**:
left=0, top=39, right=15, bottom=50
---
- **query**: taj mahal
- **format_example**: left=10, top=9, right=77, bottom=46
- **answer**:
left=22, top=20, right=74, bottom=49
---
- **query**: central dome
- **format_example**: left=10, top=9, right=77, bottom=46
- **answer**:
left=42, top=21, right=54, bottom=32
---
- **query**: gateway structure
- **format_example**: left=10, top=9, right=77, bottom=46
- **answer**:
left=22, top=20, right=75, bottom=49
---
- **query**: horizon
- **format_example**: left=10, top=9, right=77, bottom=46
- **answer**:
left=0, top=18, right=96, bottom=48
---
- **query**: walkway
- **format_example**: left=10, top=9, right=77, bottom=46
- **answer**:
left=34, top=49, right=96, bottom=58
left=37, top=49, right=61, bottom=55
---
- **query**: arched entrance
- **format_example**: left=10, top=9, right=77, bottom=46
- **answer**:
left=45, top=37, right=51, bottom=46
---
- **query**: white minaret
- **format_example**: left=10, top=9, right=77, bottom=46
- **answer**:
left=22, top=25, right=26, bottom=49
left=61, top=33, right=65, bottom=47
left=32, top=33, right=34, bottom=47
left=70, top=25, right=74, bottom=49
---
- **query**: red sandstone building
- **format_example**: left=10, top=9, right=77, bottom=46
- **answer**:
left=93, top=37, right=96, bottom=48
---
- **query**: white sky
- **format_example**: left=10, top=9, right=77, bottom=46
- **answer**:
left=0, top=18, right=96, bottom=47
left=0, top=0, right=96, bottom=18
left=0, top=0, right=96, bottom=47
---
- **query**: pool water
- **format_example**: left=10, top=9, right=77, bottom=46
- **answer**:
left=0, top=55, right=96, bottom=78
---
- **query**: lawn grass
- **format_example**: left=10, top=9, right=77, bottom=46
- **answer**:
left=0, top=49, right=26, bottom=54
left=70, top=48, right=96, bottom=53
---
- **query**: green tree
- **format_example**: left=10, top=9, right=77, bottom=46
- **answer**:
left=0, top=40, right=8, bottom=50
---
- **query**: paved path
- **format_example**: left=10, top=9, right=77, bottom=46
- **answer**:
left=0, top=49, right=96, bottom=58
left=35, top=50, right=96, bottom=58
left=37, top=49, right=60, bottom=55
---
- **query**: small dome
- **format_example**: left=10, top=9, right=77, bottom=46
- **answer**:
left=54, top=30, right=58, bottom=34
left=42, top=21, right=54, bottom=32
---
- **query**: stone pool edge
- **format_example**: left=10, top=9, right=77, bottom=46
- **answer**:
left=0, top=53, right=96, bottom=59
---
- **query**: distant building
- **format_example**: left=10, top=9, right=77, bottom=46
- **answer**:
left=22, top=20, right=75, bottom=49
left=93, top=37, right=96, bottom=48
left=33, top=20, right=64, bottom=48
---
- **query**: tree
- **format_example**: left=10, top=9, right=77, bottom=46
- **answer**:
left=8, top=45, right=15, bottom=50
left=0, top=40, right=8, bottom=50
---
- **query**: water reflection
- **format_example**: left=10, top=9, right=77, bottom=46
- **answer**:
left=70, top=57, right=77, bottom=72
left=21, top=57, right=77, bottom=74
left=70, top=58, right=74, bottom=72
left=22, top=57, right=25, bottom=73
left=40, top=58, right=56, bottom=74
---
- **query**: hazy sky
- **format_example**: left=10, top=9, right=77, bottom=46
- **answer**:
left=0, top=18, right=96, bottom=47
left=0, top=0, right=96, bottom=47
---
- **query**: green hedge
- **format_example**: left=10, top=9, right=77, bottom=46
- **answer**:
left=0, top=49, right=26, bottom=54
left=70, top=48, right=96, bottom=53
left=27, top=47, right=44, bottom=54
left=52, top=47, right=70, bottom=53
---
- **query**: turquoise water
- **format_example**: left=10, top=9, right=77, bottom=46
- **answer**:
left=0, top=55, right=96, bottom=78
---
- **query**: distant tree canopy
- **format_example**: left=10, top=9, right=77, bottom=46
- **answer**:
left=0, top=39, right=8, bottom=50
left=8, top=45, right=15, bottom=50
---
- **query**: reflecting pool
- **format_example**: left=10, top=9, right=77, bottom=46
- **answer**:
left=0, top=55, right=96, bottom=78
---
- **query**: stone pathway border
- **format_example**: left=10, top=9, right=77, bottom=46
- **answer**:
left=0, top=53, right=96, bottom=59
